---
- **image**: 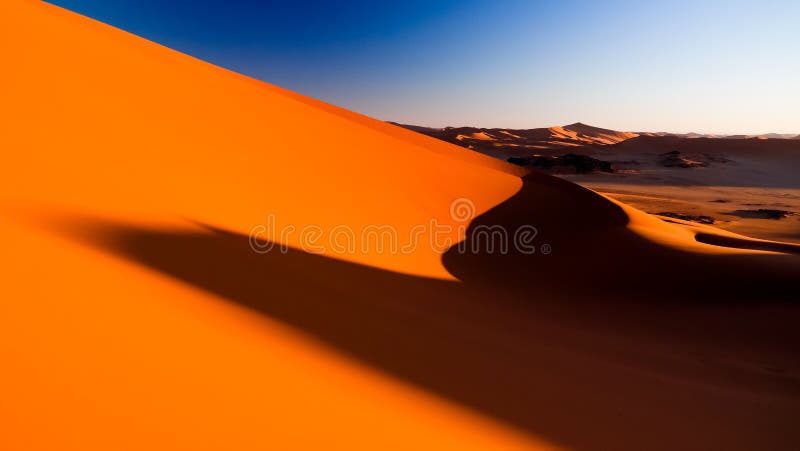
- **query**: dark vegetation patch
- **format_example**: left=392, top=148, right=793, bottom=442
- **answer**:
left=659, top=150, right=708, bottom=168
left=658, top=150, right=731, bottom=168
left=654, top=211, right=716, bottom=224
left=507, top=154, right=614, bottom=174
left=725, top=209, right=796, bottom=220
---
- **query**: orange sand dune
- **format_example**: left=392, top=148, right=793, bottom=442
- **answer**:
left=561, top=122, right=639, bottom=144
left=402, top=121, right=800, bottom=243
left=0, top=0, right=524, bottom=280
left=396, top=122, right=640, bottom=159
left=535, top=122, right=638, bottom=147
left=2, top=1, right=800, bottom=451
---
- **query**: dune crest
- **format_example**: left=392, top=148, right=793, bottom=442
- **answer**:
left=1, top=0, right=527, bottom=280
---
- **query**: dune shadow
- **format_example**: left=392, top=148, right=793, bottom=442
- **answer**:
left=443, top=172, right=800, bottom=303
left=695, top=233, right=800, bottom=255
left=54, top=175, right=800, bottom=450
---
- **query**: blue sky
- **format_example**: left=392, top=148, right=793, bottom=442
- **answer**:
left=49, top=0, right=800, bottom=134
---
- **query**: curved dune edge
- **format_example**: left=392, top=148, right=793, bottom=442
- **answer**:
left=0, top=211, right=557, bottom=451
left=609, top=196, right=798, bottom=255
left=1, top=0, right=525, bottom=281
left=647, top=212, right=800, bottom=255
left=694, top=233, right=800, bottom=255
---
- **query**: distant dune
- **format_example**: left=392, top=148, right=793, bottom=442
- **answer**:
left=560, top=122, right=639, bottom=144
left=389, top=121, right=639, bottom=156
left=394, top=122, right=799, bottom=155
left=398, top=122, right=800, bottom=243
left=2, top=1, right=800, bottom=451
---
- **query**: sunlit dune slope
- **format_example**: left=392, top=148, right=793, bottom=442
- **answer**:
left=2, top=1, right=800, bottom=451
left=561, top=122, right=638, bottom=145
left=0, top=1, right=543, bottom=449
left=0, top=0, right=525, bottom=280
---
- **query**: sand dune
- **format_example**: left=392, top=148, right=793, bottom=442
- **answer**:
left=400, top=123, right=800, bottom=243
left=2, top=1, right=800, bottom=450
left=392, top=122, right=639, bottom=157
left=561, top=122, right=639, bottom=144
left=562, top=136, right=800, bottom=243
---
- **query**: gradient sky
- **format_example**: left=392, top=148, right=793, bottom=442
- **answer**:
left=49, top=0, right=799, bottom=134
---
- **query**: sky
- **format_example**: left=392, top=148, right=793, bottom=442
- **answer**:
left=48, top=0, right=800, bottom=134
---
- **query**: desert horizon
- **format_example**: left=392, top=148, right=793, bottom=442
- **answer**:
left=2, top=1, right=799, bottom=450
left=393, top=121, right=800, bottom=139
left=392, top=121, right=800, bottom=244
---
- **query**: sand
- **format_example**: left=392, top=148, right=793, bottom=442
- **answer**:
left=401, top=124, right=800, bottom=244
left=2, top=1, right=799, bottom=450
left=561, top=135, right=800, bottom=243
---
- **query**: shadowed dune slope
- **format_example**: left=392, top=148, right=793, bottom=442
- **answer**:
left=41, top=216, right=800, bottom=451
left=443, top=172, right=800, bottom=300
left=2, top=1, right=800, bottom=451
